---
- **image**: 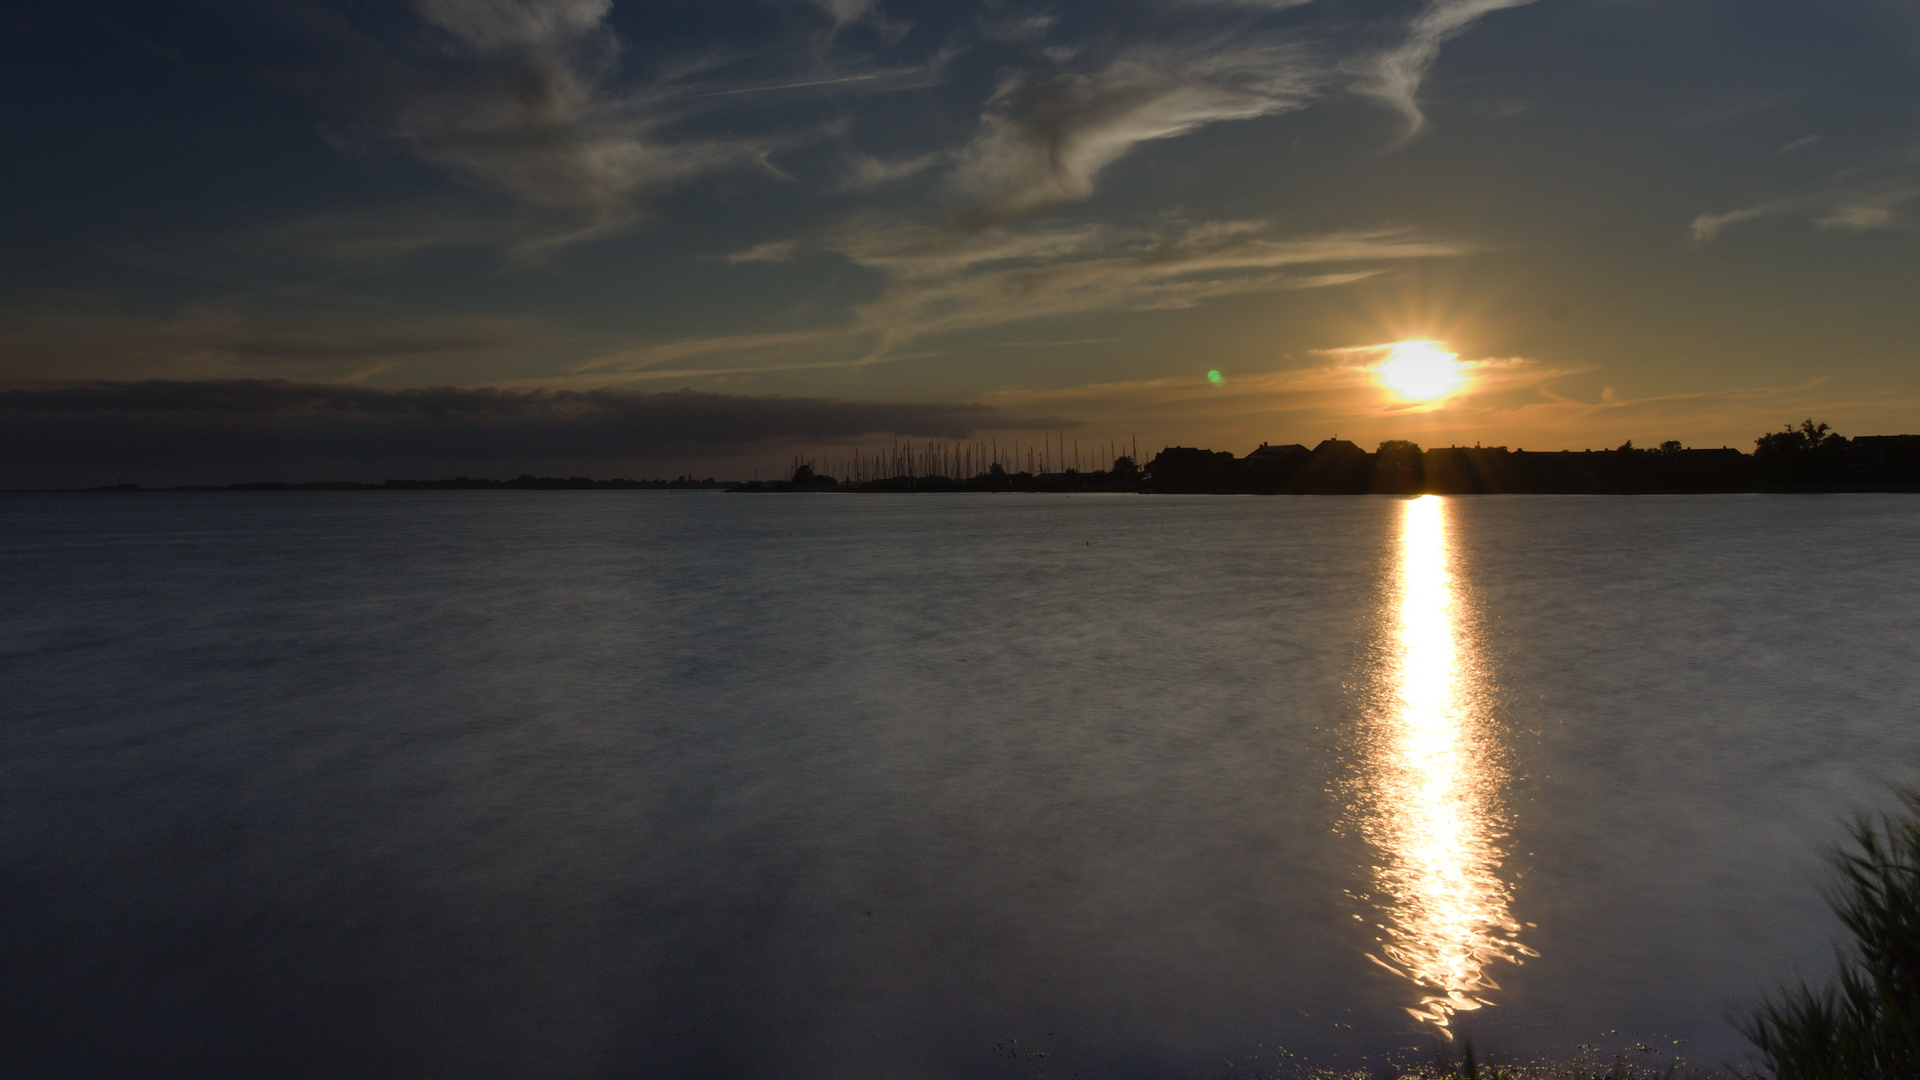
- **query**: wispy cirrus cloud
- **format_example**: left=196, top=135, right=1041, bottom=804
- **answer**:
left=1363, top=0, right=1540, bottom=139
left=304, top=0, right=948, bottom=255
left=277, top=0, right=1519, bottom=264
left=811, top=0, right=884, bottom=29
left=945, top=36, right=1324, bottom=221
left=1689, top=203, right=1791, bottom=245
left=1168, top=0, right=1315, bottom=8
left=841, top=151, right=945, bottom=190
left=340, top=0, right=779, bottom=248
left=1691, top=186, right=1918, bottom=244
left=834, top=221, right=1472, bottom=347
left=414, top=0, right=610, bottom=53
left=1817, top=188, right=1920, bottom=230
left=588, top=219, right=1478, bottom=378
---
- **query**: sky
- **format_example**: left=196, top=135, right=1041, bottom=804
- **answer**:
left=2, top=0, right=1917, bottom=483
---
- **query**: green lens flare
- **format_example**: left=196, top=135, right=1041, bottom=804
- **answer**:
left=1207, top=370, right=1224, bottom=385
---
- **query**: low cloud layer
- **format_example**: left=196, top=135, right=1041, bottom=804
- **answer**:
left=0, top=380, right=1071, bottom=487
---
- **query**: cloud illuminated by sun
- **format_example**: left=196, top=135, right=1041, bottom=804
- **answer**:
left=1376, top=341, right=1466, bottom=403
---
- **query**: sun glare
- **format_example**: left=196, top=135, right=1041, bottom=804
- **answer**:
left=1377, top=341, right=1466, bottom=402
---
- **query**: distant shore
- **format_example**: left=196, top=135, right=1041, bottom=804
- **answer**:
left=18, top=428, right=1920, bottom=496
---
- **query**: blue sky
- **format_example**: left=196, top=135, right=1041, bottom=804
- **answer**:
left=3, top=0, right=1917, bottom=481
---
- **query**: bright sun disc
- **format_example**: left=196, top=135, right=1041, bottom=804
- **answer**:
left=1378, top=342, right=1465, bottom=402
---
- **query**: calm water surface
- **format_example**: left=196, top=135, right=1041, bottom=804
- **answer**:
left=4, top=492, right=1919, bottom=1078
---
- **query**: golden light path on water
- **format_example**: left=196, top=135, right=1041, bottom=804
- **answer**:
left=1355, top=495, right=1534, bottom=1033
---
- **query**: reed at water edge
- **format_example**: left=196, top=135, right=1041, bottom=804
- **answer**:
left=1260, top=787, right=1920, bottom=1080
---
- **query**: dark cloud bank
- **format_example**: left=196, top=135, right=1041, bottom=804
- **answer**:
left=0, top=380, right=1068, bottom=488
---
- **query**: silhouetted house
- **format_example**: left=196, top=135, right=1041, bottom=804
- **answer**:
left=1289, top=438, right=1371, bottom=493
left=1245, top=442, right=1310, bottom=465
left=1145, top=446, right=1238, bottom=491
left=1848, top=436, right=1920, bottom=482
left=1425, top=445, right=1515, bottom=493
left=1242, top=442, right=1310, bottom=492
left=1669, top=448, right=1748, bottom=488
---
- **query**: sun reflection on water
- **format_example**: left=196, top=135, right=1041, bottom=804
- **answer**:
left=1353, top=494, right=1533, bottom=1033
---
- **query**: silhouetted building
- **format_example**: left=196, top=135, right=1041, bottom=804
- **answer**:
left=1244, top=442, right=1310, bottom=465
left=1287, top=438, right=1371, bottom=493
left=1242, top=442, right=1311, bottom=492
left=1145, top=446, right=1239, bottom=491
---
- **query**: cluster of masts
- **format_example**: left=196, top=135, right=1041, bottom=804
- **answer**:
left=792, top=434, right=1142, bottom=484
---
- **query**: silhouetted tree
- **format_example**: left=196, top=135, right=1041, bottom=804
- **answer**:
left=791, top=463, right=814, bottom=485
left=1110, top=455, right=1139, bottom=481
left=1374, top=440, right=1424, bottom=494
left=1659, top=440, right=1683, bottom=456
left=1756, top=419, right=1846, bottom=468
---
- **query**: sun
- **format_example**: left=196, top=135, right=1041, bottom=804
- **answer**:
left=1376, top=341, right=1466, bottom=402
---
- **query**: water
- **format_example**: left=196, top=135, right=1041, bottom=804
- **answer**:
left=4, top=492, right=1918, bottom=1078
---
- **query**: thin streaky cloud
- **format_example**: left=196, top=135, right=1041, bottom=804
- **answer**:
left=414, top=0, right=612, bottom=53
left=571, top=329, right=849, bottom=373
left=1166, top=0, right=1315, bottom=8
left=1692, top=187, right=1916, bottom=244
left=1818, top=189, right=1918, bottom=230
left=684, top=73, right=886, bottom=98
left=946, top=36, right=1325, bottom=221
left=320, top=0, right=822, bottom=252
left=671, top=48, right=963, bottom=102
left=840, top=152, right=946, bottom=190
left=1690, top=203, right=1789, bottom=245
left=840, top=223, right=1466, bottom=347
left=1364, top=0, right=1540, bottom=140
left=670, top=221, right=1476, bottom=374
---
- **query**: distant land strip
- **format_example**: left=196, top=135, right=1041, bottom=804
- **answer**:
left=749, top=434, right=1920, bottom=494
left=20, top=427, right=1920, bottom=496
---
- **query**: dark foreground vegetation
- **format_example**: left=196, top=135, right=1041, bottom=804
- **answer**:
left=1278, top=787, right=1920, bottom=1080
left=1737, top=788, right=1920, bottom=1080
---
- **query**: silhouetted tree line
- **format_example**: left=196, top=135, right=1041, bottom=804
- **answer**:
left=728, top=422, right=1920, bottom=494
left=1134, top=421, right=1920, bottom=494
